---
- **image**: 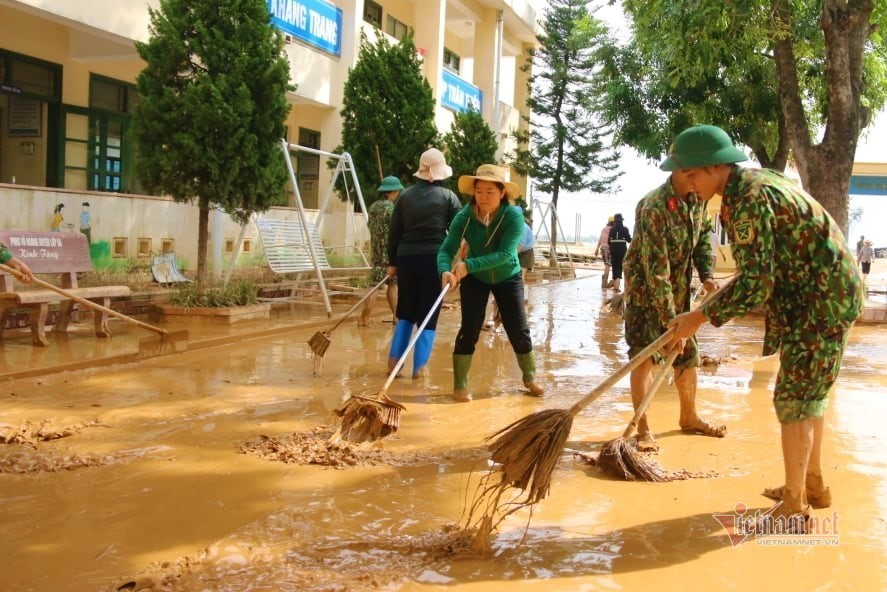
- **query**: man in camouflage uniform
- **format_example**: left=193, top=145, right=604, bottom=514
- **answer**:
left=667, top=125, right=863, bottom=530
left=359, top=176, right=403, bottom=326
left=623, top=170, right=722, bottom=449
left=0, top=241, right=35, bottom=283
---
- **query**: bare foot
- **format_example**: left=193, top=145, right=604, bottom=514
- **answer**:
left=636, top=431, right=660, bottom=452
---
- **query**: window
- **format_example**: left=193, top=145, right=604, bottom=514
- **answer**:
left=138, top=238, right=152, bottom=257
left=0, top=50, right=61, bottom=101
left=364, top=0, right=382, bottom=27
left=161, top=239, right=175, bottom=254
left=297, top=128, right=320, bottom=181
left=88, top=75, right=141, bottom=193
left=113, top=237, right=128, bottom=258
left=443, top=48, right=460, bottom=73
left=386, top=15, right=407, bottom=40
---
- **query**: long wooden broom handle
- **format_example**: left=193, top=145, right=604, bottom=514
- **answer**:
left=0, top=262, right=169, bottom=336
left=568, top=274, right=738, bottom=417
left=326, top=275, right=389, bottom=333
left=379, top=283, right=450, bottom=395
left=622, top=348, right=680, bottom=438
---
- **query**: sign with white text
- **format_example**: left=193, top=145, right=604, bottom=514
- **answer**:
left=268, top=0, right=342, bottom=57
left=441, top=70, right=482, bottom=113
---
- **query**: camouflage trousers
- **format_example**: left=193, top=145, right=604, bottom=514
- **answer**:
left=773, top=327, right=850, bottom=424
left=624, top=303, right=699, bottom=368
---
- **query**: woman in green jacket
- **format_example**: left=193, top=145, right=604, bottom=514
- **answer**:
left=438, top=165, right=544, bottom=402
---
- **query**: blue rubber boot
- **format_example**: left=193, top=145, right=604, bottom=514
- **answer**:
left=388, top=320, right=414, bottom=374
left=411, top=329, right=436, bottom=378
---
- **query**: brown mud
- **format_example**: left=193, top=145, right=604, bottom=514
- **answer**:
left=1, top=268, right=886, bottom=591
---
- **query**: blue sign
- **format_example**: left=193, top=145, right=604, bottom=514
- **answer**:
left=440, top=70, right=482, bottom=113
left=268, top=0, right=342, bottom=57
left=850, top=175, right=887, bottom=196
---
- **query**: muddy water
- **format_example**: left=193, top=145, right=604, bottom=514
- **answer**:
left=1, top=272, right=886, bottom=591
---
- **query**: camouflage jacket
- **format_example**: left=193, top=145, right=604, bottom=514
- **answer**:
left=701, top=167, right=863, bottom=345
left=0, top=241, right=11, bottom=264
left=624, top=179, right=714, bottom=327
left=367, top=198, right=395, bottom=268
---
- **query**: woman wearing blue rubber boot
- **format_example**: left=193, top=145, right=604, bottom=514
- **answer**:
left=387, top=148, right=462, bottom=378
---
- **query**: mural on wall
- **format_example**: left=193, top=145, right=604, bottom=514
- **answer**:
left=50, top=203, right=64, bottom=232
left=79, top=202, right=91, bottom=244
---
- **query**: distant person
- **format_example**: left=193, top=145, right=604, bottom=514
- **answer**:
left=387, top=148, right=462, bottom=378
left=594, top=216, right=614, bottom=287
left=607, top=213, right=631, bottom=291
left=858, top=238, right=875, bottom=286
left=438, top=164, right=544, bottom=401
left=359, top=176, right=403, bottom=327
left=857, top=235, right=865, bottom=258
left=0, top=241, right=35, bottom=283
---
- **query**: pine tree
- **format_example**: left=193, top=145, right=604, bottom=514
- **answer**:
left=442, top=107, right=499, bottom=202
left=133, top=0, right=291, bottom=282
left=337, top=32, right=438, bottom=207
left=509, top=0, right=620, bottom=259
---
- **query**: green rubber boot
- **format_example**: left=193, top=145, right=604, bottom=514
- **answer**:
left=452, top=354, right=473, bottom=402
left=516, top=351, right=544, bottom=397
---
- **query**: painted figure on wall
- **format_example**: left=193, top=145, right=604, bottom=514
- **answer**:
left=79, top=202, right=92, bottom=243
left=51, top=203, right=64, bottom=232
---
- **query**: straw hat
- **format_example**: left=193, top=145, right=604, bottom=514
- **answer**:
left=864, top=239, right=872, bottom=246
left=457, top=164, right=521, bottom=201
left=413, top=148, right=453, bottom=182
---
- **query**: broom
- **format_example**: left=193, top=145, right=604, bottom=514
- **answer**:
left=333, top=284, right=450, bottom=443
left=466, top=275, right=738, bottom=549
left=308, top=275, right=389, bottom=359
left=596, top=347, right=680, bottom=481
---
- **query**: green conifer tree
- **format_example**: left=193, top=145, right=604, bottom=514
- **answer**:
left=443, top=107, right=499, bottom=202
left=133, top=0, right=291, bottom=282
left=337, top=32, right=438, bottom=207
left=509, top=0, right=620, bottom=260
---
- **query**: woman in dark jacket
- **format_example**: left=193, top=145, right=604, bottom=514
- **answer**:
left=387, top=148, right=462, bottom=378
left=438, top=164, right=544, bottom=402
left=608, top=212, right=631, bottom=291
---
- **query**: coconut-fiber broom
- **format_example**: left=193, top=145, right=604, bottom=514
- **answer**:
left=308, top=275, right=389, bottom=361
left=333, top=284, right=450, bottom=443
left=465, top=275, right=737, bottom=551
left=595, top=347, right=679, bottom=481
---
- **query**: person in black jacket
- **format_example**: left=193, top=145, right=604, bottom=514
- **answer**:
left=387, top=148, right=462, bottom=378
left=608, top=213, right=631, bottom=291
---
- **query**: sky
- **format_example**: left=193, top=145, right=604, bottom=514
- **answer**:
left=525, top=1, right=887, bottom=248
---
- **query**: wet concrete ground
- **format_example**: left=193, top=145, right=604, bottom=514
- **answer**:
left=1, top=267, right=886, bottom=591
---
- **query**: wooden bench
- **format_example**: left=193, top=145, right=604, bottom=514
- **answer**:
left=0, top=231, right=131, bottom=346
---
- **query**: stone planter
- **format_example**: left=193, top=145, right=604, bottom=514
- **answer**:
left=148, top=303, right=271, bottom=325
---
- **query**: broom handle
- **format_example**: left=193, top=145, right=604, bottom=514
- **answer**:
left=622, top=348, right=680, bottom=438
left=568, top=274, right=738, bottom=417
left=327, top=275, right=389, bottom=333
left=379, top=283, right=450, bottom=395
left=0, top=262, right=169, bottom=336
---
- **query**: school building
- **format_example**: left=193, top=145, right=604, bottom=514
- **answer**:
left=0, top=0, right=538, bottom=272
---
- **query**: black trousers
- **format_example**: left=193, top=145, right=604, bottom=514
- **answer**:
left=454, top=273, right=532, bottom=355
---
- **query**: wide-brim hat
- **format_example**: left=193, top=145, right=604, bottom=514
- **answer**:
left=377, top=176, right=404, bottom=192
left=660, top=124, right=748, bottom=171
left=414, top=148, right=453, bottom=182
left=864, top=239, right=872, bottom=245
left=458, top=164, right=521, bottom=201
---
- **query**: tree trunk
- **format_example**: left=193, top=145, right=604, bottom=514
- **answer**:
left=549, top=188, right=560, bottom=268
left=197, top=205, right=210, bottom=285
left=770, top=0, right=873, bottom=235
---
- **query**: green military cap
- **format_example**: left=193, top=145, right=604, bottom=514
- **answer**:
left=377, top=176, right=405, bottom=191
left=659, top=124, right=748, bottom=171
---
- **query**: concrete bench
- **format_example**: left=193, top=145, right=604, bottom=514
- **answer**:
left=0, top=231, right=132, bottom=346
